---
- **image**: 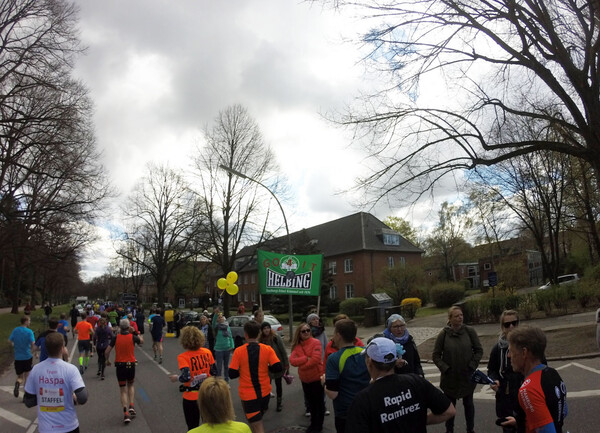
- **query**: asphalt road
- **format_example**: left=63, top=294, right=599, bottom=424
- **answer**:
left=1, top=325, right=599, bottom=433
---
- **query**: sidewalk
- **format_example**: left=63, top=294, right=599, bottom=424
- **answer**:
left=349, top=310, right=600, bottom=363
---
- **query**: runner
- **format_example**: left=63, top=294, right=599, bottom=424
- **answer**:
left=9, top=316, right=35, bottom=398
left=169, top=326, right=217, bottom=430
left=57, top=313, right=70, bottom=345
left=229, top=320, right=282, bottom=433
left=35, top=317, right=69, bottom=362
left=70, top=304, right=80, bottom=338
left=93, top=318, right=112, bottom=380
left=74, top=311, right=95, bottom=374
left=23, top=332, right=88, bottom=433
left=150, top=307, right=166, bottom=364
left=105, top=318, right=144, bottom=424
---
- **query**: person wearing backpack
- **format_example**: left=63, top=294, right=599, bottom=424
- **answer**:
left=432, top=306, right=483, bottom=433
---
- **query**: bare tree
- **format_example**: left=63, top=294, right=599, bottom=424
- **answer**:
left=474, top=150, right=571, bottom=282
left=424, top=202, right=472, bottom=282
left=120, top=164, right=206, bottom=306
left=193, top=104, right=282, bottom=315
left=318, top=0, right=600, bottom=203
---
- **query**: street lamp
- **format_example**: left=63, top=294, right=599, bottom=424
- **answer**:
left=219, top=165, right=294, bottom=341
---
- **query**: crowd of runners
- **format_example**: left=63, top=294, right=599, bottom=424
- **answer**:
left=9, top=303, right=569, bottom=433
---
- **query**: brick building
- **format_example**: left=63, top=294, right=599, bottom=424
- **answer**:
left=229, top=212, right=423, bottom=303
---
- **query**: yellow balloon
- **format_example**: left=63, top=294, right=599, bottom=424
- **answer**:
left=226, top=283, right=239, bottom=296
left=226, top=271, right=238, bottom=284
left=217, top=278, right=228, bottom=290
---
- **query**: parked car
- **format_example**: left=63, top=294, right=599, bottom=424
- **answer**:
left=180, top=311, right=201, bottom=328
left=538, top=273, right=580, bottom=290
left=227, top=315, right=251, bottom=347
left=227, top=314, right=285, bottom=346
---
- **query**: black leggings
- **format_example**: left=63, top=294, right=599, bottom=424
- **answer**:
left=445, top=392, right=475, bottom=432
left=183, top=398, right=200, bottom=430
left=273, top=377, right=283, bottom=399
left=96, top=348, right=107, bottom=375
left=302, top=380, right=325, bottom=431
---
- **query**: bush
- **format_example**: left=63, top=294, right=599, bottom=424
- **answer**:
left=400, top=297, right=422, bottom=319
left=574, top=284, right=596, bottom=308
left=340, top=297, right=369, bottom=317
left=430, top=284, right=465, bottom=308
left=519, top=294, right=537, bottom=320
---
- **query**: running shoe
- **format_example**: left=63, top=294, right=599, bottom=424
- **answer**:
left=305, top=411, right=311, bottom=417
left=129, top=407, right=136, bottom=418
left=79, top=365, right=84, bottom=375
left=123, top=413, right=131, bottom=424
left=13, top=381, right=19, bottom=398
left=270, top=392, right=275, bottom=398
left=100, top=375, right=105, bottom=381
left=325, top=410, right=330, bottom=416
left=159, top=357, right=162, bottom=364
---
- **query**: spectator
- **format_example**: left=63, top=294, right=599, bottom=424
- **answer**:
left=432, top=306, right=483, bottom=433
left=290, top=322, right=325, bottom=433
left=199, top=314, right=215, bottom=353
left=346, top=337, right=455, bottom=433
left=502, top=326, right=568, bottom=433
left=188, top=376, right=251, bottom=433
left=383, top=313, right=424, bottom=376
left=487, top=310, right=525, bottom=433
left=307, top=313, right=327, bottom=356
left=24, top=332, right=88, bottom=433
left=238, top=302, right=246, bottom=315
left=259, top=321, right=289, bottom=412
left=214, top=314, right=235, bottom=383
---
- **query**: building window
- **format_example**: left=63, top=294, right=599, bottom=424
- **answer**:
left=345, top=284, right=354, bottom=299
left=344, top=258, right=353, bottom=273
left=383, top=233, right=400, bottom=245
left=329, top=285, right=337, bottom=300
left=251, top=291, right=256, bottom=302
left=329, top=261, right=337, bottom=275
left=243, top=274, right=248, bottom=285
left=387, top=256, right=395, bottom=268
left=484, top=262, right=491, bottom=270
left=399, top=256, right=406, bottom=267
left=251, top=273, right=256, bottom=284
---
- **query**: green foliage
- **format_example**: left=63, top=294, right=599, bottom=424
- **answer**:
left=378, top=265, right=424, bottom=305
left=495, top=260, right=530, bottom=290
left=519, top=294, right=537, bottom=320
left=429, top=283, right=465, bottom=308
left=573, top=283, right=597, bottom=308
left=339, top=297, right=369, bottom=316
left=383, top=216, right=419, bottom=245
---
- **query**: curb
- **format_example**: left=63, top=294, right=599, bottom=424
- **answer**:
left=421, top=351, right=600, bottom=365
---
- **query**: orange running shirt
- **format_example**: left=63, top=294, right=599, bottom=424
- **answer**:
left=177, top=348, right=215, bottom=400
left=229, top=342, right=281, bottom=401
left=75, top=320, right=94, bottom=341
left=114, top=333, right=140, bottom=363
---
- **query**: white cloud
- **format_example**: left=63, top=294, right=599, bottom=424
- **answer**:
left=74, top=1, right=454, bottom=281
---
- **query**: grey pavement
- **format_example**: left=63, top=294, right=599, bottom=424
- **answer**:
left=347, top=309, right=600, bottom=363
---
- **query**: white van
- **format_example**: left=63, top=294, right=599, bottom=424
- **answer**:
left=538, top=273, right=580, bottom=290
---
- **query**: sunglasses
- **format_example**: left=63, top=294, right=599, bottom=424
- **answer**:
left=300, top=329, right=311, bottom=334
left=503, top=320, right=519, bottom=328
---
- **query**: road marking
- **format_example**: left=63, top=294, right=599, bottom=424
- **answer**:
left=0, top=406, right=31, bottom=428
left=570, top=362, right=600, bottom=375
left=26, top=417, right=38, bottom=433
left=140, top=346, right=171, bottom=375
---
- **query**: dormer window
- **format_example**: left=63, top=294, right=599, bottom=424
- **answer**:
left=383, top=233, right=400, bottom=246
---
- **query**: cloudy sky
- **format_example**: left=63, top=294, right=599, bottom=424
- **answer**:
left=72, top=1, right=451, bottom=281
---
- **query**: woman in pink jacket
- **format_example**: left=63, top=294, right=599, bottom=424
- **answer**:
left=290, top=322, right=325, bottom=433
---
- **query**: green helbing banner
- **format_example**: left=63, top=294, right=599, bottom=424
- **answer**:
left=257, top=250, right=323, bottom=296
